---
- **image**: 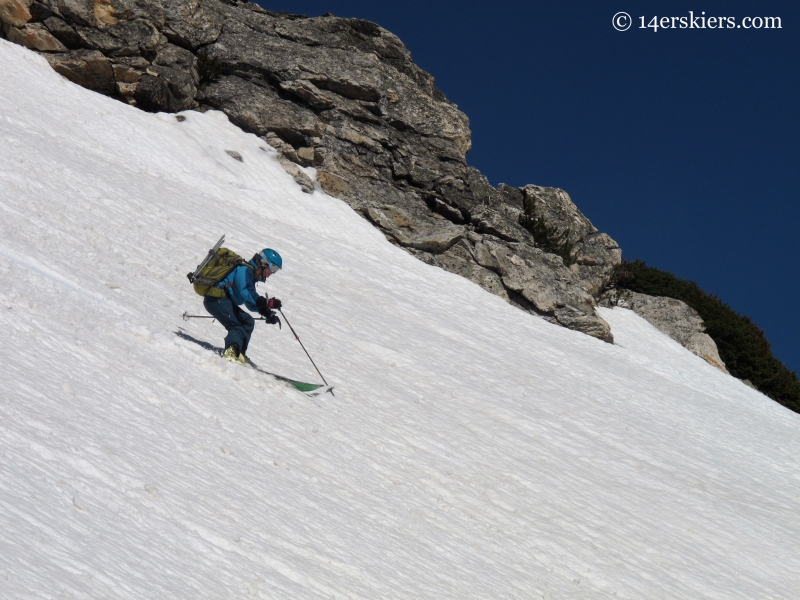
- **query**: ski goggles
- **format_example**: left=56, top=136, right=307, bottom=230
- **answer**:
left=255, top=255, right=281, bottom=273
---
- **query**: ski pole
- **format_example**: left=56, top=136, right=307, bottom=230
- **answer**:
left=278, top=309, right=334, bottom=396
left=182, top=312, right=215, bottom=320
left=182, top=312, right=273, bottom=323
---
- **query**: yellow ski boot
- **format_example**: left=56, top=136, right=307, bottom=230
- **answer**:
left=223, top=343, right=240, bottom=363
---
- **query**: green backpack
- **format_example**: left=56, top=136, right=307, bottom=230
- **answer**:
left=191, top=248, right=250, bottom=297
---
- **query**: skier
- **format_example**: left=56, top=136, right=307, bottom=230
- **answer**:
left=203, top=248, right=283, bottom=364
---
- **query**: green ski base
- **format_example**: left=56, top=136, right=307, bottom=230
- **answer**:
left=257, top=369, right=330, bottom=394
left=245, top=359, right=331, bottom=395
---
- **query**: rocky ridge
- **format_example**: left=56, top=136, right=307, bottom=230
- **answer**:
left=4, top=0, right=629, bottom=342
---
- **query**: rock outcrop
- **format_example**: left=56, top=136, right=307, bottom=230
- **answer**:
left=600, top=289, right=728, bottom=372
left=1, top=0, right=622, bottom=342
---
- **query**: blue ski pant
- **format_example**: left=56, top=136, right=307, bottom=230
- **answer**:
left=203, top=295, right=255, bottom=354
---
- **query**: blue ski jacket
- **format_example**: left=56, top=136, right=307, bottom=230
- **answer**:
left=216, top=261, right=261, bottom=312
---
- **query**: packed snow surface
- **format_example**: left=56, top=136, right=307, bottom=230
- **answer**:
left=1, top=40, right=799, bottom=599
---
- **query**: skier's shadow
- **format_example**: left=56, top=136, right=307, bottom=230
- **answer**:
left=175, top=328, right=266, bottom=371
left=175, top=329, right=223, bottom=355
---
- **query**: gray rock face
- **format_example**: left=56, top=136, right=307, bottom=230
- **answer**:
left=600, top=289, right=728, bottom=372
left=145, top=42, right=198, bottom=110
left=4, top=0, right=624, bottom=342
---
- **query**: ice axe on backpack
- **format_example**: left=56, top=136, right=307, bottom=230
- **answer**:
left=187, top=234, right=225, bottom=284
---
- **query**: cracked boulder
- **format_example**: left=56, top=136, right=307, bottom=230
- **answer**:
left=367, top=205, right=464, bottom=254
left=420, top=239, right=510, bottom=302
left=600, top=289, right=728, bottom=372
left=489, top=242, right=613, bottom=342
left=43, top=48, right=115, bottom=93
left=276, top=155, right=314, bottom=193
left=0, top=0, right=32, bottom=28
left=6, top=22, right=67, bottom=51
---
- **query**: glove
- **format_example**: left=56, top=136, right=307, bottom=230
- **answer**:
left=268, top=298, right=282, bottom=310
left=256, top=296, right=270, bottom=317
left=265, top=313, right=280, bottom=326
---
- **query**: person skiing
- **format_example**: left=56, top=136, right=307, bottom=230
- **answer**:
left=203, top=248, right=283, bottom=364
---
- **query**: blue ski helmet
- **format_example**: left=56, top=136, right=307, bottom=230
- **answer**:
left=258, top=248, right=282, bottom=272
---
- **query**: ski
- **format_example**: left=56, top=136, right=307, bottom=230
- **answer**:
left=175, top=330, right=333, bottom=396
left=247, top=361, right=333, bottom=396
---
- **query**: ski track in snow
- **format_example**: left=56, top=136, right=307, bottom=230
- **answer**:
left=1, top=39, right=799, bottom=599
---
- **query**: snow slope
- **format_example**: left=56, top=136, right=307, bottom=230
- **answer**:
left=1, top=39, right=799, bottom=599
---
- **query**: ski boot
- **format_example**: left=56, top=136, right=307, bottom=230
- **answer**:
left=223, top=343, right=241, bottom=363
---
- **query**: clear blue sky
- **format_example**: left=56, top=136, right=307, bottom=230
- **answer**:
left=262, top=0, right=799, bottom=373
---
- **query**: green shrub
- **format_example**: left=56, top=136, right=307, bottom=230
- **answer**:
left=615, top=260, right=800, bottom=413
